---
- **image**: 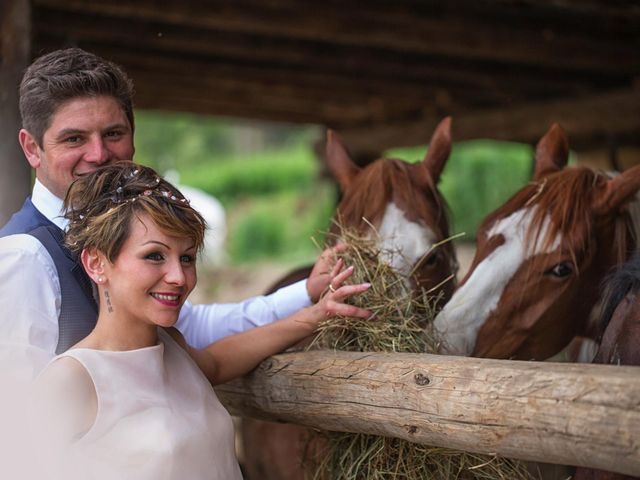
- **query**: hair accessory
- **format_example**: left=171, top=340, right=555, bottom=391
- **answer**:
left=124, top=169, right=140, bottom=179
left=108, top=185, right=190, bottom=206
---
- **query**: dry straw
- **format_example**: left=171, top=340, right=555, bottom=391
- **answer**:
left=305, top=225, right=539, bottom=480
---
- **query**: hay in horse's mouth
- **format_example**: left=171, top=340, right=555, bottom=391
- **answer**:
left=309, top=227, right=440, bottom=355
left=304, top=225, right=539, bottom=480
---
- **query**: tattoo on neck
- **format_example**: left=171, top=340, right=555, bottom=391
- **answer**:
left=104, top=290, right=114, bottom=313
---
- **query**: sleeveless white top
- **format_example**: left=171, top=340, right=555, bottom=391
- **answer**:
left=53, top=328, right=242, bottom=480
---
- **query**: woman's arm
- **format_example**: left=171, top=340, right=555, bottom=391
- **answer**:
left=176, top=245, right=346, bottom=347
left=187, top=262, right=371, bottom=385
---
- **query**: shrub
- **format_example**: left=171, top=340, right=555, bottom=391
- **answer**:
left=228, top=185, right=336, bottom=264
left=179, top=143, right=318, bottom=203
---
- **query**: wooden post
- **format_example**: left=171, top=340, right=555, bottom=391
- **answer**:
left=216, top=350, right=640, bottom=476
left=0, top=0, right=31, bottom=227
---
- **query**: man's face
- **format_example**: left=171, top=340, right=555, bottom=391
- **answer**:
left=19, top=95, right=135, bottom=199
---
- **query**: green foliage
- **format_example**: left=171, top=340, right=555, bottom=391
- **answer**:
left=229, top=201, right=287, bottom=261
left=134, top=110, right=318, bottom=174
left=387, top=140, right=533, bottom=242
left=179, top=143, right=319, bottom=203
left=134, top=111, right=235, bottom=173
left=228, top=186, right=336, bottom=264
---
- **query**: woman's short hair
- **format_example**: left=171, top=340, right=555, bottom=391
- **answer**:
left=64, top=162, right=206, bottom=263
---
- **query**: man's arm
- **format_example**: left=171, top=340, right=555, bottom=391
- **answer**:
left=176, top=280, right=311, bottom=348
left=0, top=234, right=60, bottom=379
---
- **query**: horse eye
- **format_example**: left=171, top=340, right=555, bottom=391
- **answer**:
left=547, top=262, right=573, bottom=278
left=423, top=251, right=441, bottom=267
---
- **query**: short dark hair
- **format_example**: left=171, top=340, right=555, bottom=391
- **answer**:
left=19, top=48, right=135, bottom=146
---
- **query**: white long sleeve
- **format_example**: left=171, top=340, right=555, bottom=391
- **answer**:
left=176, top=280, right=312, bottom=348
left=0, top=234, right=61, bottom=380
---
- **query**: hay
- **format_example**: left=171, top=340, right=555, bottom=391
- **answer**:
left=309, top=228, right=439, bottom=355
left=309, top=433, right=535, bottom=480
left=305, top=226, right=539, bottom=480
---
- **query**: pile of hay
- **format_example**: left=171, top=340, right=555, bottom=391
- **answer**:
left=305, top=228, right=538, bottom=480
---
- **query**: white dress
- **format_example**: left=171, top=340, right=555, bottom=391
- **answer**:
left=48, top=328, right=242, bottom=480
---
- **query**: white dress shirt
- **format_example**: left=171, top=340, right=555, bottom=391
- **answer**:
left=0, top=180, right=311, bottom=378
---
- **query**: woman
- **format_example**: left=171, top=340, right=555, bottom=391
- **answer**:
left=32, top=162, right=371, bottom=479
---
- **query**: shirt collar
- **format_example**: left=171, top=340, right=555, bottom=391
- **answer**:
left=31, top=179, right=69, bottom=231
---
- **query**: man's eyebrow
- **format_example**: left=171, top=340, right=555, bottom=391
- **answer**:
left=102, top=122, right=131, bottom=132
left=54, top=128, right=85, bottom=140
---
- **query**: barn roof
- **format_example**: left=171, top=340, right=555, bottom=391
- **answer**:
left=32, top=0, right=640, bottom=155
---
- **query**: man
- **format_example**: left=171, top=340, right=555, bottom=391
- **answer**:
left=0, top=48, right=334, bottom=379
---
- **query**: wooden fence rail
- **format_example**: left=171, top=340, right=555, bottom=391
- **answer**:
left=216, top=350, right=640, bottom=476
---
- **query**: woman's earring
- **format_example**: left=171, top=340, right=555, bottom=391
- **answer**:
left=98, top=276, right=105, bottom=284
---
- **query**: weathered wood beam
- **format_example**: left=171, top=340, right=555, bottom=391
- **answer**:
left=216, top=350, right=640, bottom=476
left=340, top=88, right=640, bottom=153
left=31, top=40, right=635, bottom=140
left=33, top=7, right=625, bottom=99
left=0, top=0, right=31, bottom=227
left=33, top=31, right=567, bottom=117
left=57, top=45, right=452, bottom=126
left=33, top=0, right=640, bottom=73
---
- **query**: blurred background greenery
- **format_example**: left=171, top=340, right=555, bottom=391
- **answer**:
left=135, top=110, right=536, bottom=267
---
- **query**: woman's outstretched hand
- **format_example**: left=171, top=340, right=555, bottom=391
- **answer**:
left=306, top=244, right=349, bottom=303
left=309, top=257, right=372, bottom=326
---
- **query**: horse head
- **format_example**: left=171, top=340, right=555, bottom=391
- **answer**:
left=242, top=118, right=459, bottom=480
left=593, top=254, right=640, bottom=366
left=434, top=124, right=640, bottom=360
left=325, top=117, right=458, bottom=304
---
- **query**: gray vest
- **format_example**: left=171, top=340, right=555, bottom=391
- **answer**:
left=1, top=198, right=98, bottom=352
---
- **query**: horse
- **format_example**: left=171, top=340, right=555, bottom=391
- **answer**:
left=572, top=254, right=640, bottom=480
left=241, top=117, right=458, bottom=480
left=433, top=123, right=640, bottom=361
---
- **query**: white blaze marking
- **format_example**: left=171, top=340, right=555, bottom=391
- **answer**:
left=433, top=207, right=560, bottom=355
left=372, top=202, right=436, bottom=278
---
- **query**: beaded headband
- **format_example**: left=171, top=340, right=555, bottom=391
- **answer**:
left=109, top=170, right=190, bottom=206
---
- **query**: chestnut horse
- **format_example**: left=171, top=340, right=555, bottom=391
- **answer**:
left=573, top=254, right=640, bottom=480
left=434, top=123, right=640, bottom=361
left=241, top=118, right=458, bottom=480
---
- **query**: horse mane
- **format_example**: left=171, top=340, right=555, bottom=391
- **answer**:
left=333, top=158, right=450, bottom=238
left=485, top=167, right=632, bottom=270
left=598, top=254, right=640, bottom=340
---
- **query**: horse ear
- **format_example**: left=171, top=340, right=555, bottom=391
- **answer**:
left=594, top=164, right=640, bottom=215
left=325, top=129, right=361, bottom=191
left=420, top=116, right=452, bottom=185
left=533, top=123, right=569, bottom=179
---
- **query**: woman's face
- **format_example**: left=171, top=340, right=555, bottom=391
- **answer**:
left=102, top=212, right=197, bottom=329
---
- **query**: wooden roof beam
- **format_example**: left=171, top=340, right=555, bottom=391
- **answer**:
left=33, top=0, right=640, bottom=73
left=339, top=88, right=640, bottom=153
